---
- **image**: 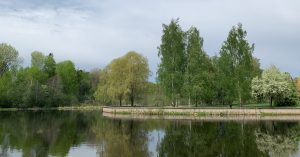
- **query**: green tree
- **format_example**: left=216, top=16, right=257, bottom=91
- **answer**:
left=252, top=66, right=297, bottom=107
left=295, top=77, right=300, bottom=98
left=77, top=70, right=92, bottom=102
left=56, top=61, right=79, bottom=96
left=158, top=19, right=186, bottom=106
left=184, top=27, right=215, bottom=106
left=107, top=57, right=127, bottom=106
left=95, top=51, right=150, bottom=106
left=94, top=68, right=111, bottom=105
left=123, top=51, right=150, bottom=106
left=0, top=43, right=20, bottom=76
left=0, top=72, right=13, bottom=107
left=31, top=51, right=45, bottom=69
left=90, top=69, right=101, bottom=95
left=44, top=53, right=56, bottom=78
left=218, top=23, right=258, bottom=106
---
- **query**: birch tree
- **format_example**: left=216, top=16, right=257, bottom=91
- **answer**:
left=157, top=19, right=186, bottom=106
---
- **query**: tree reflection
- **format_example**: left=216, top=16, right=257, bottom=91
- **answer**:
left=0, top=111, right=153, bottom=157
left=0, top=111, right=94, bottom=157
left=1, top=112, right=300, bottom=157
left=255, top=122, right=300, bottom=157
left=158, top=120, right=268, bottom=157
left=94, top=119, right=150, bottom=157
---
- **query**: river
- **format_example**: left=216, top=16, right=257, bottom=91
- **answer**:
left=0, top=110, right=300, bottom=157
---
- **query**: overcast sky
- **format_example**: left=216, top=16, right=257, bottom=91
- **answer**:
left=0, top=0, right=299, bottom=81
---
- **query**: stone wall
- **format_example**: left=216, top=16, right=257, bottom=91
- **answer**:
left=102, top=106, right=300, bottom=115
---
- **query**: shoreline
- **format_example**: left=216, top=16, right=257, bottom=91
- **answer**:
left=102, top=112, right=300, bottom=122
left=102, top=106, right=300, bottom=116
left=0, top=106, right=103, bottom=111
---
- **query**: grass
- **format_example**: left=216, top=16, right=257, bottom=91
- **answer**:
left=260, top=112, right=279, bottom=116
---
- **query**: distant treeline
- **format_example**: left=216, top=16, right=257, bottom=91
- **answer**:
left=0, top=19, right=299, bottom=108
left=0, top=47, right=100, bottom=107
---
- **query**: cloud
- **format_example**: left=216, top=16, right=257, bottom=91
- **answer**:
left=0, top=0, right=299, bottom=81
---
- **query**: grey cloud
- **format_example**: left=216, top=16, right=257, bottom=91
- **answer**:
left=0, top=0, right=299, bottom=81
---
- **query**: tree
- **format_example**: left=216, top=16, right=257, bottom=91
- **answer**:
left=90, top=69, right=101, bottom=95
left=56, top=61, right=79, bottom=96
left=0, top=72, right=13, bottom=107
left=77, top=70, right=92, bottom=102
left=158, top=19, right=186, bottom=106
left=295, top=77, right=300, bottom=98
left=252, top=66, right=297, bottom=107
left=107, top=57, right=127, bottom=106
left=94, top=68, right=111, bottom=105
left=123, top=51, right=150, bottom=106
left=31, top=51, right=45, bottom=69
left=28, top=52, right=48, bottom=106
left=183, top=27, right=213, bottom=106
left=94, top=51, right=150, bottom=106
left=218, top=23, right=259, bottom=106
left=0, top=43, right=20, bottom=76
left=44, top=53, right=56, bottom=78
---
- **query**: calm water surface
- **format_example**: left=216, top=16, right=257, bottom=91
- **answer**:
left=1, top=111, right=300, bottom=157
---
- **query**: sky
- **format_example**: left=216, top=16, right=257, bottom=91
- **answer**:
left=0, top=0, right=299, bottom=81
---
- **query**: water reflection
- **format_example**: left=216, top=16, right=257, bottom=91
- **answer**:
left=0, top=111, right=300, bottom=157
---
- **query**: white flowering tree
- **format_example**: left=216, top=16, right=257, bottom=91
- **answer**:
left=252, top=65, right=297, bottom=107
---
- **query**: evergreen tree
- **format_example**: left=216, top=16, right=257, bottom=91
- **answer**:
left=44, top=53, right=56, bottom=78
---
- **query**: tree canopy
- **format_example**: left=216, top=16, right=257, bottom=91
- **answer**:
left=157, top=19, right=186, bottom=107
left=218, top=23, right=259, bottom=106
left=95, top=51, right=150, bottom=106
left=0, top=43, right=20, bottom=76
left=252, top=66, right=297, bottom=107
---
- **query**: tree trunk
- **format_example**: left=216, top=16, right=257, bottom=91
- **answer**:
left=238, top=85, right=242, bottom=107
left=119, top=98, right=122, bottom=106
left=35, top=81, right=38, bottom=104
left=172, top=76, right=175, bottom=107
left=239, top=96, right=242, bottom=107
left=270, top=96, right=273, bottom=107
left=130, top=95, right=134, bottom=107
left=188, top=95, right=191, bottom=107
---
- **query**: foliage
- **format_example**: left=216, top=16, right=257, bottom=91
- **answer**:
left=0, top=19, right=298, bottom=108
left=183, top=26, right=215, bottom=106
left=123, top=51, right=150, bottom=106
left=77, top=70, right=93, bottom=102
left=0, top=47, right=96, bottom=108
left=94, top=51, right=150, bottom=106
left=56, top=61, right=79, bottom=96
left=218, top=23, right=259, bottom=106
left=252, top=66, right=297, bottom=107
left=31, top=51, right=45, bottom=69
left=157, top=19, right=186, bottom=106
left=0, top=43, right=20, bottom=76
left=44, top=53, right=56, bottom=78
left=295, top=77, right=300, bottom=98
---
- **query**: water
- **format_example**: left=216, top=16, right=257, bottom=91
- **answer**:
left=0, top=111, right=300, bottom=157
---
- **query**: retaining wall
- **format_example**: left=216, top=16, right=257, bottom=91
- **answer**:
left=102, top=106, right=300, bottom=115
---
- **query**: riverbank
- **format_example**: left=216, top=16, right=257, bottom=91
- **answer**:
left=102, top=106, right=300, bottom=116
left=0, top=105, right=103, bottom=111
left=103, top=112, right=300, bottom=122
